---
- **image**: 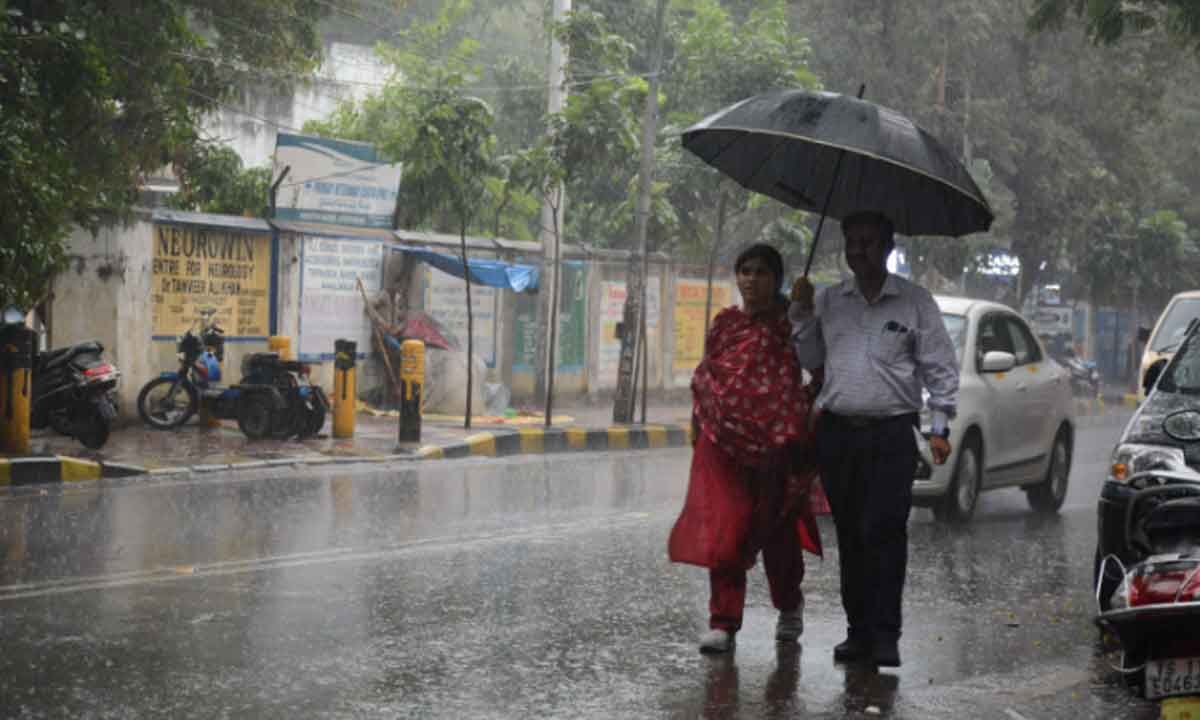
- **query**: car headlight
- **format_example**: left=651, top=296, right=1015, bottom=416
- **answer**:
left=1109, top=443, right=1186, bottom=482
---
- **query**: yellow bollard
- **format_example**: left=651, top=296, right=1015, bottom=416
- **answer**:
left=333, top=339, right=357, bottom=438
left=398, top=340, right=425, bottom=445
left=0, top=325, right=33, bottom=455
left=268, top=335, right=292, bottom=360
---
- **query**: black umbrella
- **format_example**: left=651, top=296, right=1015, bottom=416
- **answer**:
left=681, top=87, right=993, bottom=275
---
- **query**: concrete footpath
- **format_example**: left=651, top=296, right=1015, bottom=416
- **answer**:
left=1, top=391, right=1127, bottom=487
left=0, top=401, right=696, bottom=486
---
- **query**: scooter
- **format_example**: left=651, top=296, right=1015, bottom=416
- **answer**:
left=1095, top=464, right=1200, bottom=707
left=30, top=340, right=120, bottom=450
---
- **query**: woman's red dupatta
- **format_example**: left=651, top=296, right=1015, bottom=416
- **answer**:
left=669, top=304, right=822, bottom=570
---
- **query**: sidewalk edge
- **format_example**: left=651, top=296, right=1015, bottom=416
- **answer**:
left=1, top=422, right=693, bottom=487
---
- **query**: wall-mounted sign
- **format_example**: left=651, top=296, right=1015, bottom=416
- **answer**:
left=151, top=223, right=271, bottom=338
left=272, top=133, right=401, bottom=229
left=424, top=267, right=497, bottom=368
left=596, top=280, right=660, bottom=389
left=299, top=236, right=384, bottom=360
left=672, top=279, right=733, bottom=379
left=513, top=263, right=587, bottom=375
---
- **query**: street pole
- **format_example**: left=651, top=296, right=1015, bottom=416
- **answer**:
left=613, top=0, right=667, bottom=424
left=538, top=0, right=570, bottom=423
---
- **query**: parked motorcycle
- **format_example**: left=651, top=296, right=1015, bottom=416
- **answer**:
left=29, top=339, right=120, bottom=450
left=136, top=310, right=327, bottom=440
left=1050, top=345, right=1101, bottom=399
left=1095, top=461, right=1200, bottom=705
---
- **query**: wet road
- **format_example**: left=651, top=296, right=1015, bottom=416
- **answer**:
left=0, top=411, right=1163, bottom=719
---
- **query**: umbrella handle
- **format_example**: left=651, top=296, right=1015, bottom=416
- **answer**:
left=802, top=84, right=866, bottom=279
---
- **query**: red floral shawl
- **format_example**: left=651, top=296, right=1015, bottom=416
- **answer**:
left=691, top=305, right=812, bottom=467
left=669, top=303, right=822, bottom=568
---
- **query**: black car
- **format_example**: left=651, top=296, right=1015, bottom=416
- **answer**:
left=1096, top=319, right=1200, bottom=608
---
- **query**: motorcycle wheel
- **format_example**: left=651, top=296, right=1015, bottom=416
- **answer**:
left=137, top=377, right=198, bottom=429
left=49, top=409, right=73, bottom=436
left=75, top=402, right=111, bottom=450
left=236, top=393, right=275, bottom=440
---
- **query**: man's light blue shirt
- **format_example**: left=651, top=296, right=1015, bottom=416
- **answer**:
left=789, top=274, right=959, bottom=434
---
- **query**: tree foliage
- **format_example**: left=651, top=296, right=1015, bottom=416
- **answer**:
left=166, top=144, right=271, bottom=217
left=1030, top=0, right=1200, bottom=52
left=0, top=0, right=326, bottom=309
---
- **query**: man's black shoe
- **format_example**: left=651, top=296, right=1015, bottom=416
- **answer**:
left=872, top=638, right=901, bottom=668
left=832, top=636, right=867, bottom=662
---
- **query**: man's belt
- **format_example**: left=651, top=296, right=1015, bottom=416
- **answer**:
left=825, top=411, right=917, bottom=429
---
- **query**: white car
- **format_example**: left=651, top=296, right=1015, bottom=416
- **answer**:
left=913, top=296, right=1076, bottom=523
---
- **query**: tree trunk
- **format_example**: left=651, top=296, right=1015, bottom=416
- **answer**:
left=703, top=191, right=727, bottom=342
left=461, top=223, right=474, bottom=430
left=544, top=190, right=562, bottom=428
left=613, top=0, right=667, bottom=424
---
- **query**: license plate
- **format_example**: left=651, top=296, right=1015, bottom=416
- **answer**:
left=1162, top=696, right=1200, bottom=720
left=1147, top=657, right=1200, bottom=700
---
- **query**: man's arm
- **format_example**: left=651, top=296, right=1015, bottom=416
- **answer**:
left=788, top=282, right=826, bottom=370
left=913, top=288, right=959, bottom=435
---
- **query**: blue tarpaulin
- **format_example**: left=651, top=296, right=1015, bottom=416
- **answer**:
left=391, top=246, right=540, bottom=291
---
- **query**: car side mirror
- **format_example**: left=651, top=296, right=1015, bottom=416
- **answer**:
left=980, top=351, right=1016, bottom=373
left=1144, top=358, right=1168, bottom=396
left=1138, top=326, right=1151, bottom=344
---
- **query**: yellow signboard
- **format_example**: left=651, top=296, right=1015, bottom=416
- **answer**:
left=151, top=224, right=271, bottom=337
left=673, top=279, right=733, bottom=374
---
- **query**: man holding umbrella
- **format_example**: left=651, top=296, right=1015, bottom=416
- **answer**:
left=681, top=86, right=992, bottom=667
left=789, top=211, right=959, bottom=668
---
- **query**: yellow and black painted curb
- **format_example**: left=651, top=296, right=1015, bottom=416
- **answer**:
left=0, top=456, right=147, bottom=487
left=411, top=423, right=693, bottom=460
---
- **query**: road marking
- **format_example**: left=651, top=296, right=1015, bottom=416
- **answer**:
left=1004, top=709, right=1033, bottom=720
left=0, top=511, right=661, bottom=602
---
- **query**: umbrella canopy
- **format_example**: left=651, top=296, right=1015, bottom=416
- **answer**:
left=681, top=88, right=993, bottom=239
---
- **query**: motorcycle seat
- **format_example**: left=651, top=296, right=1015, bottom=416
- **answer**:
left=39, top=341, right=104, bottom=370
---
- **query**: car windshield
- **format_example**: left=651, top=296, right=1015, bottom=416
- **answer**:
left=1151, top=298, right=1200, bottom=352
left=1160, top=329, right=1200, bottom=393
left=942, top=313, right=966, bottom=361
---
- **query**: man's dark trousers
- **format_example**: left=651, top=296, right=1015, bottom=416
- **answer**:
left=815, top=412, right=918, bottom=647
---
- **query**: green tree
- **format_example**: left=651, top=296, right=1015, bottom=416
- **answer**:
left=0, top=0, right=327, bottom=310
left=1030, top=0, right=1200, bottom=52
left=166, top=144, right=271, bottom=217
left=793, top=0, right=1185, bottom=307
left=309, top=0, right=503, bottom=427
left=659, top=0, right=818, bottom=291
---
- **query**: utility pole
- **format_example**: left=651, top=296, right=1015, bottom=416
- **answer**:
left=536, top=0, right=571, bottom=420
left=613, top=0, right=668, bottom=424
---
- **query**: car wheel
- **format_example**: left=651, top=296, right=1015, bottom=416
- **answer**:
left=934, top=434, right=980, bottom=524
left=1027, top=426, right=1071, bottom=514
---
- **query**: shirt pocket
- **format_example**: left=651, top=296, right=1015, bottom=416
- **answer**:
left=870, top=327, right=913, bottom=368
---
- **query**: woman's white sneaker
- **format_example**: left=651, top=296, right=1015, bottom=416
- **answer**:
left=699, top=629, right=734, bottom=654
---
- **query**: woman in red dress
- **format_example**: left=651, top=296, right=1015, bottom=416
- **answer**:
left=668, top=243, right=822, bottom=654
